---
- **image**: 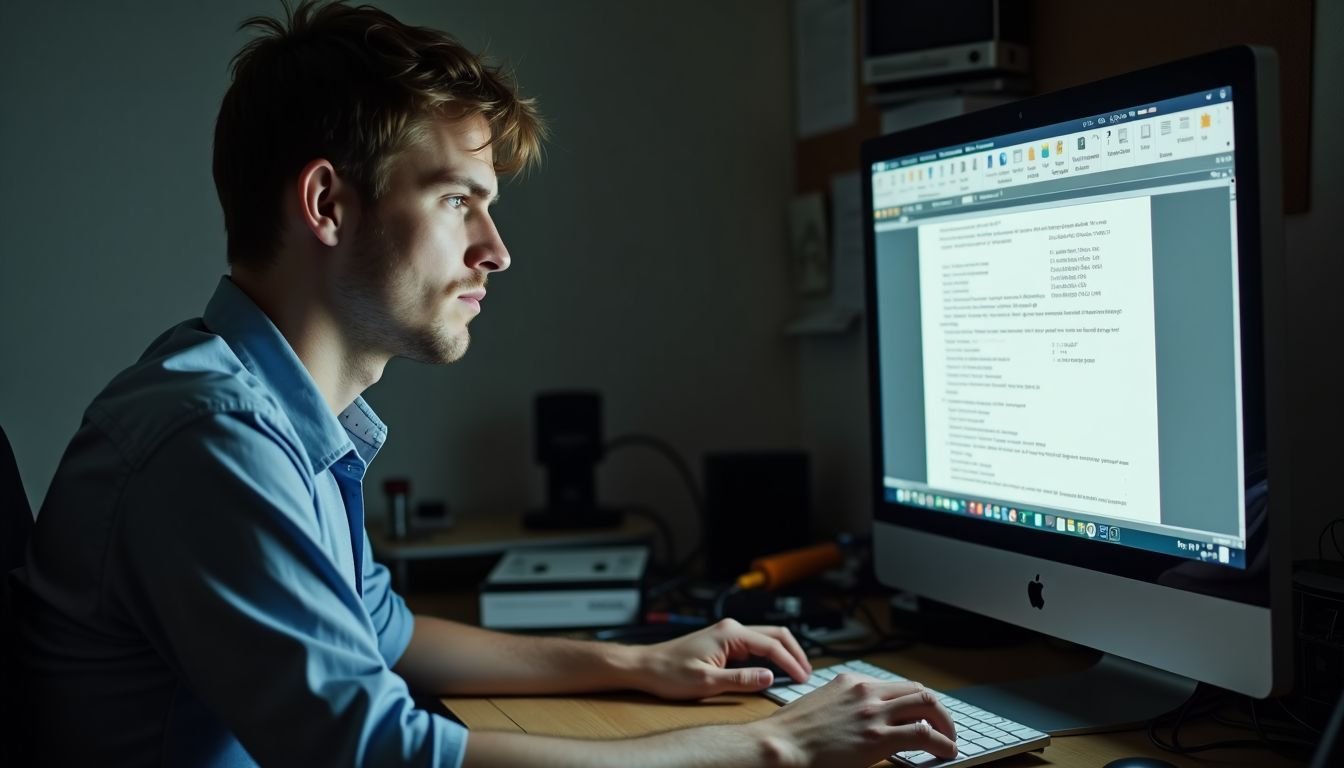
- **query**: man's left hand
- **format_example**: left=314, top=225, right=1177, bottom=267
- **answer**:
left=631, top=618, right=812, bottom=700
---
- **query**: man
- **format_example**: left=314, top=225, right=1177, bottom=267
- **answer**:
left=15, top=2, right=957, bottom=765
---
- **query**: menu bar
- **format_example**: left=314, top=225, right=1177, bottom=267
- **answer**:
left=872, top=88, right=1235, bottom=214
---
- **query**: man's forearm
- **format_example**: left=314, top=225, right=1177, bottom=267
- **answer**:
left=463, top=722, right=796, bottom=768
left=394, top=614, right=642, bottom=695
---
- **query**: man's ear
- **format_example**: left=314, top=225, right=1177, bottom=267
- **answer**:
left=294, top=158, right=354, bottom=247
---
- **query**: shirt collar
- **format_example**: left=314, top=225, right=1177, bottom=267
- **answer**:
left=201, top=276, right=387, bottom=474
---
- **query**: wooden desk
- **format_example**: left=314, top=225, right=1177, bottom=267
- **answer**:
left=441, top=640, right=1306, bottom=767
left=369, top=513, right=657, bottom=589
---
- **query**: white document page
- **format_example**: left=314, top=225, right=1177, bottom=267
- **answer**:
left=917, top=197, right=1162, bottom=523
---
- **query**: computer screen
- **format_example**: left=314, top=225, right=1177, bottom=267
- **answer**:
left=863, top=46, right=1291, bottom=725
left=874, top=85, right=1250, bottom=567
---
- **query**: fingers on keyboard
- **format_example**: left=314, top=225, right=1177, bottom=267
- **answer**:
left=889, top=720, right=958, bottom=761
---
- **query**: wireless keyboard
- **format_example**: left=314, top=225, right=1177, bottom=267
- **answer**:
left=762, top=659, right=1050, bottom=767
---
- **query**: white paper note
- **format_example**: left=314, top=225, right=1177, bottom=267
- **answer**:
left=794, top=0, right=856, bottom=139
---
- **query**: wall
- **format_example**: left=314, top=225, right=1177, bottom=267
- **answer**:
left=0, top=0, right=801, bottom=562
left=4, top=1, right=1334, bottom=564
left=1283, top=0, right=1343, bottom=559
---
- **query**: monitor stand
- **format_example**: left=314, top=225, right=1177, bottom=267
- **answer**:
left=948, top=653, right=1198, bottom=735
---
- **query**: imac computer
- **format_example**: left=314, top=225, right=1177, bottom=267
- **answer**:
left=862, top=46, right=1291, bottom=733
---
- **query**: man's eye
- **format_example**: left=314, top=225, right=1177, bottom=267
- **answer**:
left=444, top=195, right=468, bottom=209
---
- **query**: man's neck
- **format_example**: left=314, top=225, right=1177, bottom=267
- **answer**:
left=229, top=268, right=386, bottom=415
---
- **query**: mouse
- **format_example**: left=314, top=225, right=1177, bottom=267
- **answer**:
left=1101, top=757, right=1178, bottom=768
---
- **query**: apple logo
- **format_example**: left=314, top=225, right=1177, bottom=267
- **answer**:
left=1027, top=574, right=1045, bottom=609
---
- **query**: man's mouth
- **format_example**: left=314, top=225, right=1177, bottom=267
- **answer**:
left=457, top=288, right=486, bottom=312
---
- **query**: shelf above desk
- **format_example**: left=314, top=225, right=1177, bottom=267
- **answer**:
left=369, top=513, right=658, bottom=590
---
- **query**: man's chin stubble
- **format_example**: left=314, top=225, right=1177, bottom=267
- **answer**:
left=401, top=328, right=469, bottom=365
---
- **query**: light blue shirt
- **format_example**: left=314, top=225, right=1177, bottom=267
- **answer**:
left=16, top=277, right=468, bottom=766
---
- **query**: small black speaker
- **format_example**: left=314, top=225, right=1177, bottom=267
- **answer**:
left=703, top=452, right=811, bottom=582
left=534, top=391, right=603, bottom=467
left=524, top=391, right=622, bottom=530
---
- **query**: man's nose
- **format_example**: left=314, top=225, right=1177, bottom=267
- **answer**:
left=466, top=212, right=510, bottom=273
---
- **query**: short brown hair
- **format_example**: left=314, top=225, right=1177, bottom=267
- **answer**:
left=213, top=0, right=545, bottom=266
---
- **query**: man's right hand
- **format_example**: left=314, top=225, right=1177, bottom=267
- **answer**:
left=749, top=673, right=958, bottom=768
left=464, top=672, right=958, bottom=768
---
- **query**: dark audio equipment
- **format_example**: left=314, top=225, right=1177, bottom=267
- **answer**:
left=702, top=452, right=811, bottom=582
left=524, top=391, right=622, bottom=530
left=862, top=0, right=1030, bottom=90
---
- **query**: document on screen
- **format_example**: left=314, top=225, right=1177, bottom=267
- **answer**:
left=916, top=196, right=1162, bottom=524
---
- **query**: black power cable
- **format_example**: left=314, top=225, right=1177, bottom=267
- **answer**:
left=1146, top=683, right=1317, bottom=760
left=621, top=504, right=676, bottom=571
left=1317, top=516, right=1344, bottom=560
left=604, top=433, right=706, bottom=572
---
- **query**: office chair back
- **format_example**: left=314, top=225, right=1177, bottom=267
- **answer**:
left=1, top=424, right=32, bottom=765
left=2, top=424, right=32, bottom=572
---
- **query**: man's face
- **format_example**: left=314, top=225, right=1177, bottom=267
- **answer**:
left=335, top=114, right=509, bottom=364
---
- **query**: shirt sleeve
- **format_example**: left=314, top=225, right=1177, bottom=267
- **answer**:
left=113, top=409, right=468, bottom=767
left=361, top=527, right=415, bottom=666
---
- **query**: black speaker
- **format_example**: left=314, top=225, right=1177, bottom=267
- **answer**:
left=524, top=391, right=622, bottom=530
left=703, top=452, right=811, bottom=582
